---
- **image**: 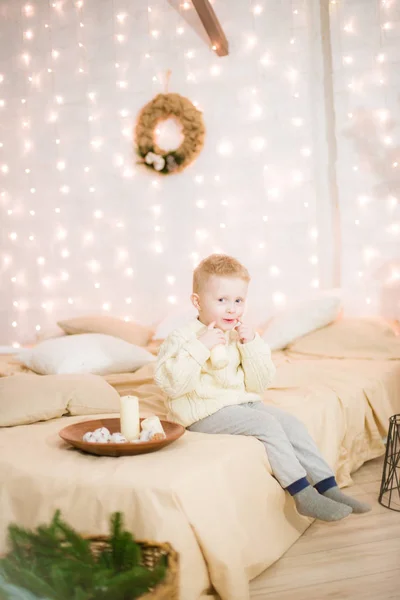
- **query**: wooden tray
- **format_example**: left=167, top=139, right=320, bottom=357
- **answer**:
left=59, top=417, right=185, bottom=457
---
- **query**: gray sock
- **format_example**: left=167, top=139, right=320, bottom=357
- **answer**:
left=322, top=487, right=371, bottom=514
left=293, top=485, right=352, bottom=521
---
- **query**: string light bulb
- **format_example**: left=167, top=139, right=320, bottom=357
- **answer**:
left=0, top=0, right=394, bottom=344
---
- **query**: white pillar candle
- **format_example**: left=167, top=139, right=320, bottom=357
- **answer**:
left=210, top=344, right=229, bottom=369
left=120, top=395, right=140, bottom=441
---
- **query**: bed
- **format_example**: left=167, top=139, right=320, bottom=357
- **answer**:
left=0, top=318, right=399, bottom=600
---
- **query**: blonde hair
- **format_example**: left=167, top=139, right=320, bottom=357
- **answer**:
left=193, top=254, right=250, bottom=293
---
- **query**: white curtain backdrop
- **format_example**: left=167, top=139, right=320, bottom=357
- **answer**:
left=0, top=0, right=399, bottom=345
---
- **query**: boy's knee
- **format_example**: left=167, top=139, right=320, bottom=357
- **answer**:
left=256, top=412, right=282, bottom=431
left=282, top=412, right=307, bottom=432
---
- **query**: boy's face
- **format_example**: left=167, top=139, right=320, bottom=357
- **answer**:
left=191, top=275, right=248, bottom=332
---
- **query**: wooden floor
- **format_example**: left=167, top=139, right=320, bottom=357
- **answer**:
left=249, top=456, right=400, bottom=599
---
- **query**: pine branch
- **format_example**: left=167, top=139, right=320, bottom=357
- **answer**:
left=0, top=512, right=168, bottom=600
left=56, top=525, right=94, bottom=565
left=94, top=565, right=166, bottom=600
left=107, top=514, right=141, bottom=573
left=0, top=564, right=55, bottom=599
left=0, top=570, right=49, bottom=600
left=0, top=572, right=48, bottom=600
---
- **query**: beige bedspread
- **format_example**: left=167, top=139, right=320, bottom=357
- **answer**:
left=1, top=360, right=400, bottom=599
left=0, top=415, right=310, bottom=600
left=1, top=320, right=400, bottom=599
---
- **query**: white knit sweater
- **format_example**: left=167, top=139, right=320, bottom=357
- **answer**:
left=155, top=319, right=276, bottom=427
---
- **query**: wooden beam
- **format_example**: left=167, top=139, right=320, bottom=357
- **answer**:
left=191, top=0, right=229, bottom=57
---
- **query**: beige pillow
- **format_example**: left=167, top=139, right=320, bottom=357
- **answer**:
left=57, top=315, right=153, bottom=347
left=288, top=318, right=400, bottom=359
left=0, top=374, right=120, bottom=427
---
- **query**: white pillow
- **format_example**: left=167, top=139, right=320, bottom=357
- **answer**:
left=17, top=333, right=156, bottom=375
left=153, top=307, right=197, bottom=340
left=261, top=294, right=342, bottom=351
left=0, top=346, right=20, bottom=354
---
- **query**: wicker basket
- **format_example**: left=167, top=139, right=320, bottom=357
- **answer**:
left=87, top=536, right=179, bottom=600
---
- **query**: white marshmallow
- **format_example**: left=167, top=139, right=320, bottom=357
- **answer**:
left=109, top=432, right=127, bottom=444
left=141, top=416, right=164, bottom=434
left=83, top=431, right=96, bottom=443
left=93, top=427, right=111, bottom=441
left=140, top=416, right=166, bottom=440
left=139, top=429, right=152, bottom=442
left=91, top=432, right=109, bottom=443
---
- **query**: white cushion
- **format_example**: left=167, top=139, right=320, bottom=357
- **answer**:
left=0, top=346, right=20, bottom=354
left=261, top=294, right=342, bottom=351
left=18, top=333, right=156, bottom=375
left=153, top=308, right=197, bottom=340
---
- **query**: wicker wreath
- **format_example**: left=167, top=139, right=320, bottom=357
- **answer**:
left=135, top=93, right=205, bottom=175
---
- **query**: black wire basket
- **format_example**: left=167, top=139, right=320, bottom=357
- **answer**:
left=378, top=414, right=400, bottom=512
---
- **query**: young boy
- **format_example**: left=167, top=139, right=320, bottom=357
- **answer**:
left=155, top=254, right=370, bottom=521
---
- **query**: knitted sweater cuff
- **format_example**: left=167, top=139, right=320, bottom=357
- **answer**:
left=238, top=333, right=271, bottom=358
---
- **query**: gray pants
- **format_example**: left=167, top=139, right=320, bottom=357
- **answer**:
left=187, top=402, right=334, bottom=489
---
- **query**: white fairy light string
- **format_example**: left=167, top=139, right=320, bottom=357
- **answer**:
left=330, top=0, right=400, bottom=315
left=1, top=0, right=399, bottom=345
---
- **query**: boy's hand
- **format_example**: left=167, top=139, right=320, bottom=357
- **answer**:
left=198, top=321, right=226, bottom=350
left=236, top=322, right=255, bottom=344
